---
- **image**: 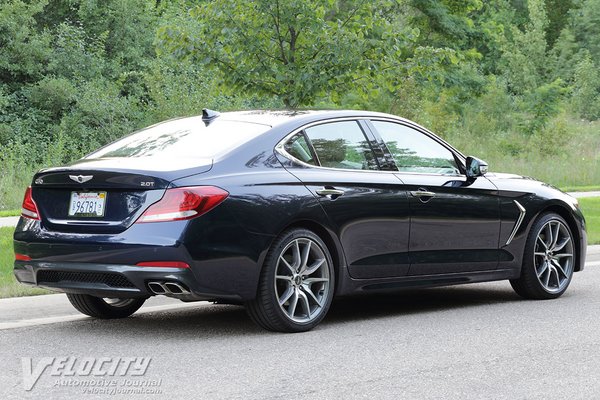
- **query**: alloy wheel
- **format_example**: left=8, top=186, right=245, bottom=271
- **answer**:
left=274, top=238, right=331, bottom=323
left=533, top=219, right=574, bottom=294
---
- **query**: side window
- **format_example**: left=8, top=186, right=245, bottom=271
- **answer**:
left=304, top=121, right=378, bottom=170
left=284, top=133, right=317, bottom=166
left=372, top=121, right=460, bottom=175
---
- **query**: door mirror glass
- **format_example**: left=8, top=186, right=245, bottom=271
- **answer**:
left=465, top=156, right=489, bottom=179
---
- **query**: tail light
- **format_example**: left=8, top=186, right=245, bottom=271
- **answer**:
left=137, top=186, right=228, bottom=223
left=21, top=186, right=40, bottom=220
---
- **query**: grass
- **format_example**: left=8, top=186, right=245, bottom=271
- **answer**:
left=579, top=198, right=600, bottom=245
left=0, top=227, right=51, bottom=298
left=0, top=209, right=19, bottom=217
left=560, top=185, right=600, bottom=193
left=0, top=154, right=35, bottom=211
left=440, top=113, right=600, bottom=190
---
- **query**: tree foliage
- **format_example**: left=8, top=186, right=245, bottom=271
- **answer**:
left=2, top=0, right=600, bottom=209
left=158, top=0, right=414, bottom=107
left=501, top=0, right=550, bottom=94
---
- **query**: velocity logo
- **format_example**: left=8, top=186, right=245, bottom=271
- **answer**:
left=21, top=357, right=151, bottom=391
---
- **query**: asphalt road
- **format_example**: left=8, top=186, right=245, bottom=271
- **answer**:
left=1, top=250, right=599, bottom=400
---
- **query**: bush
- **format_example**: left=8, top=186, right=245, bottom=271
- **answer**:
left=530, top=113, right=573, bottom=155
left=26, top=77, right=77, bottom=119
left=57, top=79, right=144, bottom=159
left=572, top=56, right=600, bottom=120
left=0, top=143, right=37, bottom=211
left=520, top=79, right=567, bottom=134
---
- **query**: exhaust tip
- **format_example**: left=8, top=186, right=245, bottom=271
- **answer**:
left=148, top=281, right=191, bottom=295
left=148, top=282, right=167, bottom=294
left=164, top=282, right=190, bottom=294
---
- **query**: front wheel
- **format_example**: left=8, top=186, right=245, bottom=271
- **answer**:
left=246, top=229, right=335, bottom=332
left=67, top=294, right=147, bottom=319
left=510, top=213, right=575, bottom=299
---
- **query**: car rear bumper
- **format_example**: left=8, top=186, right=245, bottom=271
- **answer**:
left=14, top=260, right=244, bottom=301
left=13, top=212, right=276, bottom=301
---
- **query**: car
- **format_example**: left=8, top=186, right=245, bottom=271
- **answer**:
left=13, top=109, right=586, bottom=332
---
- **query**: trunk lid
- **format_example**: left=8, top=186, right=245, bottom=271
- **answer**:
left=31, top=158, right=212, bottom=234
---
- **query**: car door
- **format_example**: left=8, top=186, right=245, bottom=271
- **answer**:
left=278, top=119, right=411, bottom=279
left=367, top=119, right=501, bottom=275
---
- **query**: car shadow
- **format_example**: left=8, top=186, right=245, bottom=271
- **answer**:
left=53, top=283, right=523, bottom=338
left=323, top=284, right=521, bottom=326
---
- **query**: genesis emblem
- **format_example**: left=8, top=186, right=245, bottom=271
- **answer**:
left=69, top=175, right=93, bottom=183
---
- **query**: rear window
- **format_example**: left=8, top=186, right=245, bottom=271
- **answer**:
left=86, top=117, right=270, bottom=159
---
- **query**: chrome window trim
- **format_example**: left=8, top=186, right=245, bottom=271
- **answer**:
left=275, top=117, right=387, bottom=174
left=367, top=117, right=467, bottom=164
left=275, top=116, right=467, bottom=178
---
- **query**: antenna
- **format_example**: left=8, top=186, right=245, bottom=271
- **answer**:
left=202, top=108, right=220, bottom=125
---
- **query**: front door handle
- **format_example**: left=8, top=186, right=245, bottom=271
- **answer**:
left=316, top=187, right=345, bottom=198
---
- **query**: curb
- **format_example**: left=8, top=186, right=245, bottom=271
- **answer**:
left=569, top=191, right=600, bottom=199
left=0, top=216, right=19, bottom=228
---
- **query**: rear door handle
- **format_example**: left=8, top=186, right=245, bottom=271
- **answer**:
left=410, top=190, right=436, bottom=198
left=316, top=187, right=345, bottom=198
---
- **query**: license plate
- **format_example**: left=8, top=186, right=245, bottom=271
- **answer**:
left=68, top=192, right=107, bottom=218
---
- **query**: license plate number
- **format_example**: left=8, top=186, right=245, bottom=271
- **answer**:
left=68, top=192, right=107, bottom=217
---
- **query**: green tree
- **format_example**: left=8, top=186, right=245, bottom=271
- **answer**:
left=0, top=0, right=51, bottom=85
left=544, top=0, right=574, bottom=46
left=571, top=0, right=600, bottom=62
left=572, top=55, right=600, bottom=120
left=409, top=0, right=482, bottom=46
left=158, top=0, right=412, bottom=107
left=548, top=27, right=584, bottom=83
left=501, top=0, right=549, bottom=94
left=521, top=78, right=566, bottom=134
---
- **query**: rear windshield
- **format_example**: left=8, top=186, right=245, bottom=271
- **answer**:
left=86, top=117, right=270, bottom=159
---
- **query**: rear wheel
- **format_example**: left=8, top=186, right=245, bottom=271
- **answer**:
left=246, top=229, right=335, bottom=332
left=66, top=294, right=146, bottom=318
left=510, top=213, right=575, bottom=299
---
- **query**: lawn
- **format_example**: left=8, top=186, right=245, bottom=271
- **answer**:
left=0, top=209, right=19, bottom=217
left=579, top=197, right=600, bottom=245
left=561, top=185, right=600, bottom=193
left=0, top=227, right=50, bottom=298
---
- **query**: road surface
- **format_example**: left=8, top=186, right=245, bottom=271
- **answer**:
left=0, top=248, right=598, bottom=399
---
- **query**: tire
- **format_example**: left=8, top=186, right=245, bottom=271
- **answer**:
left=246, top=228, right=335, bottom=332
left=66, top=294, right=147, bottom=319
left=510, top=212, right=575, bottom=299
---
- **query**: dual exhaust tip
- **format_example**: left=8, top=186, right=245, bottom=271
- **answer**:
left=148, top=281, right=191, bottom=295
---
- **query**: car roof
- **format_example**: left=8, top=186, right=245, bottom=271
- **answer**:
left=215, top=109, right=468, bottom=164
left=217, top=109, right=404, bottom=128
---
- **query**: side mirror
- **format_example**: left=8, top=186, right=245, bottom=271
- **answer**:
left=465, top=156, right=488, bottom=179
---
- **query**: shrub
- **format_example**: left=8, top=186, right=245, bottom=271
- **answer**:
left=572, top=56, right=600, bottom=120
left=26, top=77, right=77, bottom=119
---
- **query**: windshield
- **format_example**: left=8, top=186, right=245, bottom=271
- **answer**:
left=86, top=117, right=270, bottom=160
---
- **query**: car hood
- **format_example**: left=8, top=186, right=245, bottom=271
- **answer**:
left=485, top=172, right=578, bottom=207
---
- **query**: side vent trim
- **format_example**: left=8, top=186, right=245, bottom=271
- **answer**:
left=506, top=200, right=526, bottom=245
